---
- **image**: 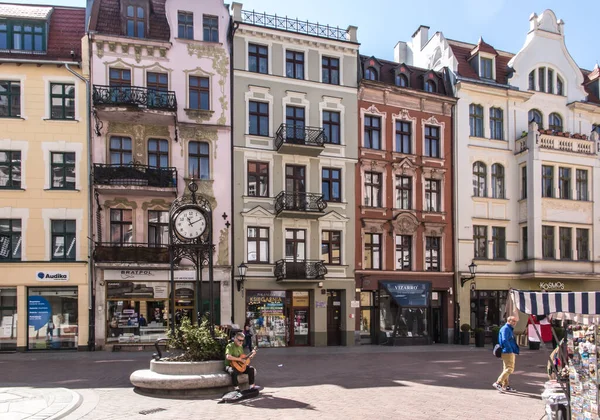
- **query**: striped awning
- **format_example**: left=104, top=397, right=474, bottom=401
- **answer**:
left=510, top=289, right=600, bottom=316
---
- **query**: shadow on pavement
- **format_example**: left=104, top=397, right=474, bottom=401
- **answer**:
left=238, top=393, right=316, bottom=410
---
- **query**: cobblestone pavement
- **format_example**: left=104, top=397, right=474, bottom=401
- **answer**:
left=0, top=345, right=551, bottom=420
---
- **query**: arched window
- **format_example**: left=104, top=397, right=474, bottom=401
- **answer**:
left=528, top=109, right=543, bottom=128
left=491, top=164, right=505, bottom=199
left=396, top=73, right=408, bottom=87
left=528, top=71, right=535, bottom=90
left=557, top=76, right=564, bottom=96
left=593, top=124, right=600, bottom=135
left=549, top=113, right=563, bottom=132
left=469, top=104, right=484, bottom=137
left=365, top=67, right=378, bottom=81
left=473, top=161, right=487, bottom=197
left=424, top=80, right=436, bottom=93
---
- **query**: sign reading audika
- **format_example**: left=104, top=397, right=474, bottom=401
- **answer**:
left=36, top=271, right=70, bottom=281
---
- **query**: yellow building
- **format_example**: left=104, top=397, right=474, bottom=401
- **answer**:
left=0, top=4, right=90, bottom=351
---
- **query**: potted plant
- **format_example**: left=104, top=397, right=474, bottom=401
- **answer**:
left=474, top=327, right=485, bottom=347
left=460, top=324, right=471, bottom=345
left=491, top=325, right=500, bottom=346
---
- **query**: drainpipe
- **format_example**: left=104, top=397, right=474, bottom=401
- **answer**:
left=229, top=17, right=238, bottom=325
left=63, top=59, right=95, bottom=351
left=450, top=84, right=459, bottom=345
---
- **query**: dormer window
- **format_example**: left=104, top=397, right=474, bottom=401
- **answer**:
left=480, top=57, right=493, bottom=79
left=126, top=5, right=145, bottom=38
left=549, top=113, right=563, bottom=132
left=424, top=80, right=436, bottom=93
left=528, top=67, right=565, bottom=96
left=0, top=20, right=46, bottom=52
left=365, top=67, right=378, bottom=81
left=396, top=73, right=408, bottom=87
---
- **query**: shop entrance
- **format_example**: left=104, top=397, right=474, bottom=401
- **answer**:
left=327, top=290, right=342, bottom=346
left=431, top=292, right=443, bottom=344
left=290, top=291, right=310, bottom=346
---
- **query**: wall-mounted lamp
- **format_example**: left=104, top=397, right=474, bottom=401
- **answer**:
left=460, top=261, right=477, bottom=287
left=236, top=262, right=247, bottom=292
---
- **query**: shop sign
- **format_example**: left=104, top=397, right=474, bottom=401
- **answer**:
left=292, top=291, right=309, bottom=306
left=104, top=270, right=199, bottom=281
left=36, top=271, right=69, bottom=281
left=539, top=281, right=565, bottom=291
left=350, top=300, right=360, bottom=308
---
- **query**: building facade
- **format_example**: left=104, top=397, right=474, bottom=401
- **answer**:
left=0, top=4, right=90, bottom=351
left=398, top=10, right=600, bottom=338
left=231, top=2, right=359, bottom=346
left=88, top=0, right=232, bottom=349
left=356, top=56, right=456, bottom=345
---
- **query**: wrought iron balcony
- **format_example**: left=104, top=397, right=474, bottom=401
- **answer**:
left=274, top=259, right=327, bottom=281
left=93, top=163, right=177, bottom=188
left=92, top=85, right=177, bottom=112
left=275, top=124, right=326, bottom=156
left=274, top=191, right=327, bottom=217
left=94, top=243, right=169, bottom=263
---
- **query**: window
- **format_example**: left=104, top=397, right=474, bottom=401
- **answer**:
left=248, top=44, right=268, bottom=74
left=364, top=233, right=381, bottom=270
left=492, top=227, right=506, bottom=259
left=0, top=150, right=21, bottom=189
left=522, top=227, right=528, bottom=259
left=286, top=51, right=304, bottom=79
left=322, top=57, right=339, bottom=85
left=395, top=176, right=412, bottom=209
left=472, top=162, right=487, bottom=197
left=364, top=116, right=381, bottom=149
left=424, top=125, right=440, bottom=158
left=521, top=165, right=527, bottom=199
left=557, top=76, right=564, bottom=96
left=473, top=226, right=487, bottom=259
left=559, top=167, right=571, bottom=199
left=109, top=67, right=131, bottom=104
left=110, top=209, right=132, bottom=244
left=323, top=111, right=340, bottom=144
left=365, top=67, right=377, bottom=80
left=321, top=231, right=341, bottom=265
left=528, top=71, right=535, bottom=90
left=177, top=11, right=193, bottom=39
left=0, top=21, right=45, bottom=51
left=189, top=76, right=209, bottom=110
left=247, top=227, right=269, bottom=263
left=51, top=152, right=75, bottom=190
left=148, top=210, right=169, bottom=246
left=491, top=164, right=505, bottom=199
left=109, top=136, right=132, bottom=165
left=547, top=69, right=554, bottom=94
left=559, top=227, right=572, bottom=260
left=322, top=168, right=341, bottom=202
left=549, top=113, right=563, bottom=131
left=480, top=57, right=493, bottom=79
left=364, top=172, right=381, bottom=207
left=0, top=81, right=20, bottom=117
left=469, top=104, right=484, bottom=137
left=50, top=83, right=75, bottom=120
left=542, top=165, right=554, bottom=198
left=188, top=141, right=209, bottom=180
left=528, top=109, right=543, bottom=128
left=51, top=220, right=76, bottom=261
left=576, top=228, right=589, bottom=261
left=490, top=107, right=503, bottom=140
left=395, top=120, right=411, bottom=153
left=576, top=169, right=588, bottom=201
left=425, top=237, right=440, bottom=271
left=286, top=106, right=305, bottom=141
left=203, top=15, right=218, bottom=42
left=249, top=101, right=269, bottom=136
left=0, top=219, right=21, bottom=260
left=395, top=235, right=412, bottom=270
left=148, top=139, right=168, bottom=168
left=538, top=67, right=546, bottom=92
left=542, top=226, right=555, bottom=259
left=396, top=73, right=408, bottom=87
left=594, top=124, right=600, bottom=135
left=247, top=161, right=269, bottom=197
left=126, top=5, right=145, bottom=38
left=424, top=80, right=436, bottom=93
left=146, top=72, right=168, bottom=108
left=424, top=179, right=440, bottom=212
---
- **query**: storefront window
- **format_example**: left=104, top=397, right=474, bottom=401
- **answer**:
left=360, top=292, right=372, bottom=335
left=247, top=290, right=287, bottom=348
left=291, top=291, right=309, bottom=346
left=379, top=282, right=430, bottom=340
left=0, top=288, right=17, bottom=351
left=28, top=287, right=78, bottom=350
left=470, top=290, right=508, bottom=331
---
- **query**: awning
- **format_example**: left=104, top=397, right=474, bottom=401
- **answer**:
left=511, top=289, right=600, bottom=316
left=380, top=281, right=430, bottom=307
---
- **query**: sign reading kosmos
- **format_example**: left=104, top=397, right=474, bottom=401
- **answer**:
left=36, top=271, right=69, bottom=281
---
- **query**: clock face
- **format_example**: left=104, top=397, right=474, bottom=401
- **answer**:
left=173, top=207, right=206, bottom=240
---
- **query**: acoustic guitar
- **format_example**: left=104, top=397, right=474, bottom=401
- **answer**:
left=231, top=349, right=257, bottom=373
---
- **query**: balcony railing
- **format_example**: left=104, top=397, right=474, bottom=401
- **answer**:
left=93, top=163, right=177, bottom=188
left=92, top=85, right=177, bottom=112
left=275, top=124, right=326, bottom=150
left=274, top=259, right=327, bottom=281
left=274, top=191, right=327, bottom=214
left=94, top=243, right=169, bottom=263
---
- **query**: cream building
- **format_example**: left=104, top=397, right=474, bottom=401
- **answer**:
left=0, top=4, right=90, bottom=351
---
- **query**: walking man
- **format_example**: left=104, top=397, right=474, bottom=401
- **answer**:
left=493, top=316, right=520, bottom=392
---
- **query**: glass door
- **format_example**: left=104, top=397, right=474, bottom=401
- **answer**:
left=285, top=229, right=306, bottom=279
left=285, top=165, right=306, bottom=211
left=286, top=106, right=305, bottom=144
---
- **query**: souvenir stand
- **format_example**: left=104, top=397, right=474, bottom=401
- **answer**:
left=509, top=289, right=600, bottom=420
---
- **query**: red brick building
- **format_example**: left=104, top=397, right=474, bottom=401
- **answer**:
left=355, top=56, right=456, bottom=345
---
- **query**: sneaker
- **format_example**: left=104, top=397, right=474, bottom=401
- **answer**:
left=492, top=382, right=503, bottom=391
left=503, top=386, right=516, bottom=392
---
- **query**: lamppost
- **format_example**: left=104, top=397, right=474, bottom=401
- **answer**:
left=460, top=261, right=477, bottom=287
left=236, top=262, right=247, bottom=294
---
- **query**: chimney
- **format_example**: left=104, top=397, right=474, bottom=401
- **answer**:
left=411, top=25, right=430, bottom=51
left=232, top=2, right=243, bottom=22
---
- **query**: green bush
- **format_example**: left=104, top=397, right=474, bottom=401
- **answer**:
left=460, top=323, right=471, bottom=332
left=474, top=327, right=484, bottom=333
left=166, top=317, right=227, bottom=362
left=491, top=326, right=501, bottom=335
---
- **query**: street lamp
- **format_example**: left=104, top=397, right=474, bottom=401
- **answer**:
left=460, top=261, right=477, bottom=287
left=236, top=262, right=247, bottom=292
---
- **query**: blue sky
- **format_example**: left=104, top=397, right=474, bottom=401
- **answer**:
left=12, top=0, right=599, bottom=70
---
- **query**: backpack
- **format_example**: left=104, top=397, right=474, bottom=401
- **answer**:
left=493, top=344, right=502, bottom=358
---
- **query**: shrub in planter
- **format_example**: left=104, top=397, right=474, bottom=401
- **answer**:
left=460, top=324, right=471, bottom=345
left=491, top=326, right=500, bottom=345
left=165, top=317, right=228, bottom=362
left=474, top=327, right=485, bottom=347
